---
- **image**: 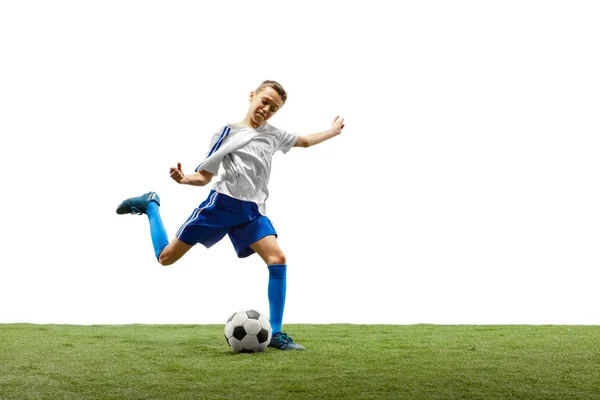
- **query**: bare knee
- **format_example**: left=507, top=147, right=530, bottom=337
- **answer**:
left=265, top=251, right=286, bottom=266
left=157, top=239, right=192, bottom=266
left=158, top=250, right=177, bottom=266
left=250, top=236, right=287, bottom=265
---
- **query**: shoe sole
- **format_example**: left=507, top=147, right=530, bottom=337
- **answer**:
left=116, top=192, right=160, bottom=215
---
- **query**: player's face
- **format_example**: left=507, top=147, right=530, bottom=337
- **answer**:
left=248, top=87, right=284, bottom=126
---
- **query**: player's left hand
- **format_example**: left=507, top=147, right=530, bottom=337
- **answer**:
left=332, top=116, right=345, bottom=135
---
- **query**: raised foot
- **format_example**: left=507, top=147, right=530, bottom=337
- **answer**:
left=116, top=192, right=160, bottom=215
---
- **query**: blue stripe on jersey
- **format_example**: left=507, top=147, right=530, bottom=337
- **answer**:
left=210, top=126, right=231, bottom=156
left=208, top=126, right=229, bottom=157
left=195, top=126, right=231, bottom=172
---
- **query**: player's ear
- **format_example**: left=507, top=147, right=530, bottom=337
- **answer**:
left=249, top=91, right=255, bottom=102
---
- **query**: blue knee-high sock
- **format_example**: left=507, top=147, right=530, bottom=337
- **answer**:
left=268, top=264, right=286, bottom=335
left=146, top=202, right=169, bottom=260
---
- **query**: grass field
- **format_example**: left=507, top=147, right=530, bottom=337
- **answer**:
left=1, top=324, right=599, bottom=399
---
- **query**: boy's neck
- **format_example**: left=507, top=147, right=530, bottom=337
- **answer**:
left=236, top=116, right=264, bottom=129
left=235, top=120, right=264, bottom=129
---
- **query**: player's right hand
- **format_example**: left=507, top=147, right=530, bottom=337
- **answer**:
left=170, top=162, right=185, bottom=184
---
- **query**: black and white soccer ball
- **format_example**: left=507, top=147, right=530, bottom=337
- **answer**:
left=224, top=309, right=272, bottom=353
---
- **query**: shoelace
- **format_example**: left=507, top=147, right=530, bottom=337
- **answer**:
left=278, top=333, right=293, bottom=343
left=130, top=206, right=142, bottom=215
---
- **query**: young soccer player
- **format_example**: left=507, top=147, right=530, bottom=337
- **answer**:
left=116, top=80, right=345, bottom=350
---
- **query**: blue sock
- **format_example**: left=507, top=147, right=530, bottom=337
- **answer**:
left=146, top=202, right=169, bottom=260
left=268, top=264, right=286, bottom=335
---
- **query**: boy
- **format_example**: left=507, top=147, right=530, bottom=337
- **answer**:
left=116, top=80, right=345, bottom=350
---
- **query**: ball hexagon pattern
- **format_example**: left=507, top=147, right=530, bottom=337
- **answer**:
left=224, top=309, right=272, bottom=353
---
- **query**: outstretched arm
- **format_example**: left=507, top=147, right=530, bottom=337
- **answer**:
left=170, top=163, right=214, bottom=186
left=294, top=116, right=345, bottom=148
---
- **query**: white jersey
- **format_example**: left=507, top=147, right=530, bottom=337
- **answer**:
left=199, top=122, right=298, bottom=215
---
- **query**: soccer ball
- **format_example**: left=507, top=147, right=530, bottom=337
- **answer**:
left=224, top=309, right=272, bottom=353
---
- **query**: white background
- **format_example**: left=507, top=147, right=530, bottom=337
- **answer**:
left=1, top=1, right=599, bottom=325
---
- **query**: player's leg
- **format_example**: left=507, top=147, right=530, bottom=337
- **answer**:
left=116, top=192, right=173, bottom=262
left=227, top=200, right=305, bottom=351
left=249, top=235, right=287, bottom=334
left=250, top=235, right=305, bottom=351
left=117, top=192, right=199, bottom=266
left=117, top=190, right=228, bottom=265
left=249, top=234, right=286, bottom=265
left=250, top=234, right=286, bottom=333
left=156, top=238, right=193, bottom=266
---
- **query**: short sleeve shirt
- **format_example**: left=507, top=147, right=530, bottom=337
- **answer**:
left=204, top=122, right=298, bottom=215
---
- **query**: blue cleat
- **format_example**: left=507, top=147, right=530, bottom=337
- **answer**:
left=268, top=332, right=305, bottom=351
left=116, top=192, right=160, bottom=215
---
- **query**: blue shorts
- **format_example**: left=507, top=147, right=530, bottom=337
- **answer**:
left=175, top=190, right=277, bottom=258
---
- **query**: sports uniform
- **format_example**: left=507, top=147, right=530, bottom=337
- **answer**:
left=116, top=121, right=304, bottom=350
left=176, top=122, right=298, bottom=258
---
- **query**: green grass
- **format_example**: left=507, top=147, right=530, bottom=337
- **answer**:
left=1, top=324, right=599, bottom=399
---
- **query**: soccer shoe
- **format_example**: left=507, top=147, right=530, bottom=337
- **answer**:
left=268, top=332, right=305, bottom=351
left=115, top=192, right=160, bottom=215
